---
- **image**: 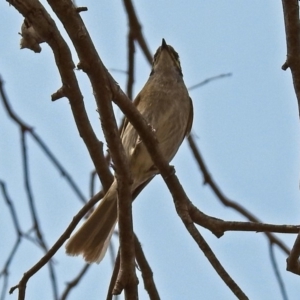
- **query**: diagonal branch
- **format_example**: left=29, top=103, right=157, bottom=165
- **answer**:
left=187, top=135, right=292, bottom=255
left=0, top=76, right=87, bottom=203
left=60, top=264, right=91, bottom=300
left=9, top=190, right=103, bottom=298
left=45, top=0, right=138, bottom=295
left=188, top=73, right=232, bottom=91
left=7, top=0, right=112, bottom=192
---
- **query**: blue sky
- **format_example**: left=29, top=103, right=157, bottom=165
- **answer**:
left=1, top=1, right=300, bottom=299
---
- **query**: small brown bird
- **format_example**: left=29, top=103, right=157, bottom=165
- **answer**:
left=65, top=39, right=193, bottom=263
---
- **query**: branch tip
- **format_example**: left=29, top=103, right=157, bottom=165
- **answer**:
left=51, top=87, right=66, bottom=101
left=9, top=285, right=18, bottom=294
left=76, top=7, right=88, bottom=13
left=282, top=61, right=289, bottom=70
left=77, top=61, right=89, bottom=72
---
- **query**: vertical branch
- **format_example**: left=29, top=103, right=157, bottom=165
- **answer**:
left=134, top=235, right=160, bottom=300
left=0, top=182, right=23, bottom=236
left=287, top=231, right=300, bottom=275
left=7, top=0, right=138, bottom=297
left=107, top=251, right=120, bottom=300
left=269, top=243, right=288, bottom=300
left=122, top=0, right=152, bottom=63
left=126, top=31, right=135, bottom=100
left=20, top=130, right=59, bottom=300
left=281, top=0, right=300, bottom=116
left=89, top=170, right=97, bottom=198
left=0, top=182, right=22, bottom=300
left=20, top=131, right=39, bottom=235
left=46, top=1, right=138, bottom=296
left=0, top=269, right=8, bottom=300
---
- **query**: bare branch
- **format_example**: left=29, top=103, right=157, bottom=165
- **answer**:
left=106, top=250, right=120, bottom=300
left=20, top=127, right=59, bottom=300
left=9, top=190, right=103, bottom=298
left=0, top=76, right=86, bottom=203
left=134, top=235, right=160, bottom=300
left=287, top=231, right=300, bottom=275
left=3, top=0, right=298, bottom=299
left=7, top=0, right=112, bottom=191
left=126, top=31, right=135, bottom=100
left=122, top=0, right=152, bottom=63
left=60, top=264, right=91, bottom=300
left=188, top=73, right=232, bottom=91
left=45, top=0, right=144, bottom=294
left=187, top=135, right=292, bottom=255
left=0, top=182, right=22, bottom=300
left=269, top=243, right=288, bottom=300
left=281, top=0, right=300, bottom=116
left=189, top=204, right=300, bottom=237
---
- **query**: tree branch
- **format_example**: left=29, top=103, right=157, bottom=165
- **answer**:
left=7, top=0, right=112, bottom=191
left=281, top=0, right=300, bottom=116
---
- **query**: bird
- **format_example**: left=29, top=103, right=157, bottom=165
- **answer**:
left=65, top=38, right=193, bottom=263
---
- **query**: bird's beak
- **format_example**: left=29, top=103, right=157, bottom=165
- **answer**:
left=161, top=38, right=167, bottom=49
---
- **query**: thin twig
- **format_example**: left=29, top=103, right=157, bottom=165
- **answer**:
left=269, top=243, right=289, bottom=300
left=9, top=190, right=103, bottom=297
left=60, top=264, right=91, bottom=300
left=0, top=74, right=86, bottom=204
left=0, top=183, right=22, bottom=300
left=0, top=181, right=22, bottom=235
left=106, top=250, right=120, bottom=300
left=122, top=0, right=152, bottom=63
left=188, top=73, right=232, bottom=91
left=6, top=0, right=112, bottom=191
left=134, top=235, right=160, bottom=300
left=187, top=135, right=291, bottom=255
left=20, top=130, right=59, bottom=300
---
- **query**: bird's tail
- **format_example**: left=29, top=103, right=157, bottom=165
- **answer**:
left=65, top=180, right=118, bottom=263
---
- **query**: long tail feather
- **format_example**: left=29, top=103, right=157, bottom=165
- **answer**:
left=65, top=180, right=118, bottom=263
